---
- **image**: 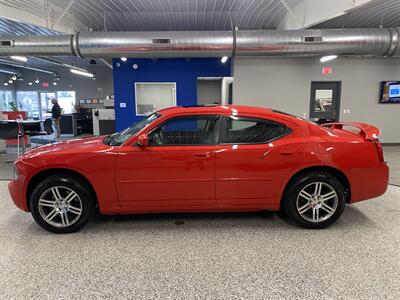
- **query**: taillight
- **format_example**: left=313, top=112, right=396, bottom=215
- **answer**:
left=374, top=139, right=384, bottom=162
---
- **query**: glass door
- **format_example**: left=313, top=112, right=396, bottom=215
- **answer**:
left=40, top=92, right=56, bottom=120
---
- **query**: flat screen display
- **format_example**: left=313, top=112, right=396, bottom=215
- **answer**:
left=380, top=81, right=400, bottom=103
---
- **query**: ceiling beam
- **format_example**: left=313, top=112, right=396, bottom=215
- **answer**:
left=51, top=0, right=75, bottom=30
left=0, top=59, right=55, bottom=74
left=277, top=0, right=374, bottom=29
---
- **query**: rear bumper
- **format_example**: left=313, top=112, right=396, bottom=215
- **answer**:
left=8, top=179, right=29, bottom=212
left=349, top=162, right=389, bottom=203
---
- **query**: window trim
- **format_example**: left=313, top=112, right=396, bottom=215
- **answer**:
left=218, top=116, right=293, bottom=145
left=145, top=114, right=222, bottom=147
left=135, top=82, right=177, bottom=116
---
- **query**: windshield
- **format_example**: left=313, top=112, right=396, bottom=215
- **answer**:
left=104, top=113, right=161, bottom=146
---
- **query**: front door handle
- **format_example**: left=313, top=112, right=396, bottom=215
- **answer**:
left=194, top=153, right=210, bottom=158
left=280, top=151, right=293, bottom=156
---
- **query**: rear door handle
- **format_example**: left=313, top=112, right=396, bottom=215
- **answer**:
left=194, top=153, right=210, bottom=158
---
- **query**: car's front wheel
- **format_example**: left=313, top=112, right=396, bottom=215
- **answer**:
left=282, top=171, right=346, bottom=229
left=30, top=175, right=94, bottom=233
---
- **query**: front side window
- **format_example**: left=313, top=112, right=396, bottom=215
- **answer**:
left=220, top=116, right=291, bottom=144
left=105, top=113, right=161, bottom=146
left=149, top=115, right=219, bottom=146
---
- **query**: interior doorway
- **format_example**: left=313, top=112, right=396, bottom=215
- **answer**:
left=309, top=81, right=341, bottom=122
left=197, top=78, right=222, bottom=105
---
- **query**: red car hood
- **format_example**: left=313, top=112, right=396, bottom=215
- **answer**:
left=21, top=136, right=108, bottom=159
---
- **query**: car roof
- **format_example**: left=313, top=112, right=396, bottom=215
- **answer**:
left=156, top=105, right=308, bottom=127
left=157, top=105, right=274, bottom=116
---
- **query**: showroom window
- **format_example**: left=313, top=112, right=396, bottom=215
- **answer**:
left=220, top=116, right=291, bottom=144
left=16, top=91, right=40, bottom=118
left=0, top=90, right=14, bottom=111
left=149, top=115, right=219, bottom=146
left=135, top=82, right=176, bottom=116
left=57, top=91, right=76, bottom=114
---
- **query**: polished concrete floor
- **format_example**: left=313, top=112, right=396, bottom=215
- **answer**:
left=0, top=181, right=399, bottom=299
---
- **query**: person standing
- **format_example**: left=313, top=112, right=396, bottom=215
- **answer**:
left=51, top=99, right=61, bottom=139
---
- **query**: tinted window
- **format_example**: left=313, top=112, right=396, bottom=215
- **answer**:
left=149, top=116, right=218, bottom=146
left=221, top=117, right=290, bottom=144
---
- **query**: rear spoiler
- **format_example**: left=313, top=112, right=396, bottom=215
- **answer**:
left=321, top=122, right=380, bottom=141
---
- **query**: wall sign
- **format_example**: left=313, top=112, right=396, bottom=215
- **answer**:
left=322, top=67, right=333, bottom=75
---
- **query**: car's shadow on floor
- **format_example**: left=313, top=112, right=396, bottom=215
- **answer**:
left=12, top=203, right=377, bottom=236
left=78, top=204, right=377, bottom=234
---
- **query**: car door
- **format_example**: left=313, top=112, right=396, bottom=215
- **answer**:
left=215, top=115, right=304, bottom=208
left=115, top=114, right=220, bottom=211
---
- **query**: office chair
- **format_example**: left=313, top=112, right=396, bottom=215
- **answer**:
left=0, top=121, right=22, bottom=156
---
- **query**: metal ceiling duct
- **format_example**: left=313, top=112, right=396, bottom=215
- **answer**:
left=0, top=35, right=72, bottom=56
left=235, top=28, right=400, bottom=57
left=0, top=28, right=399, bottom=58
left=75, top=31, right=233, bottom=58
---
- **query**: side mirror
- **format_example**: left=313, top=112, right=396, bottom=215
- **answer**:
left=136, top=134, right=149, bottom=147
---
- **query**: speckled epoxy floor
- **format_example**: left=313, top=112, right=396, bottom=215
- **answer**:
left=0, top=182, right=399, bottom=299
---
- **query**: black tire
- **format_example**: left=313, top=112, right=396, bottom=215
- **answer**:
left=30, top=174, right=94, bottom=233
left=282, top=171, right=345, bottom=229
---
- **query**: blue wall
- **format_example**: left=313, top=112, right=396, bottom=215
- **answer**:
left=112, top=58, right=231, bottom=131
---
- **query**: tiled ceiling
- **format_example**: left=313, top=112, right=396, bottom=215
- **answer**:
left=311, top=0, right=400, bottom=29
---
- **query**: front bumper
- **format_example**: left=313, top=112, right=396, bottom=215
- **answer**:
left=8, top=179, right=29, bottom=212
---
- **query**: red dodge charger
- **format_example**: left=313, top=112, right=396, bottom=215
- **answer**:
left=8, top=105, right=389, bottom=233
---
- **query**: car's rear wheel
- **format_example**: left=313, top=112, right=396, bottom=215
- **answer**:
left=30, top=175, right=94, bottom=233
left=283, top=171, right=345, bottom=229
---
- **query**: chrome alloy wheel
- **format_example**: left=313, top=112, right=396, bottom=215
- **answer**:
left=296, top=182, right=338, bottom=223
left=38, top=186, right=83, bottom=228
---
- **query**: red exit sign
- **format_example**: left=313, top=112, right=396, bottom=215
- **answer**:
left=322, top=67, right=333, bottom=75
left=42, top=82, right=49, bottom=87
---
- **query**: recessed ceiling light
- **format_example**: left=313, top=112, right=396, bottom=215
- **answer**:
left=53, top=82, right=57, bottom=86
left=320, top=55, right=338, bottom=63
left=221, top=56, right=229, bottom=63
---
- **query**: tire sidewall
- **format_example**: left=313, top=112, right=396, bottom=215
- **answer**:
left=30, top=175, right=94, bottom=234
left=283, top=171, right=346, bottom=229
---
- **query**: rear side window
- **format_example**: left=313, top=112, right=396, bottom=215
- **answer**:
left=220, top=116, right=291, bottom=144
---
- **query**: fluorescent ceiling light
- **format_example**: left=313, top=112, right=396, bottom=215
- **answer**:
left=70, top=68, right=94, bottom=78
left=221, top=56, right=228, bottom=63
left=10, top=56, right=28, bottom=62
left=320, top=55, right=338, bottom=63
left=121, top=57, right=127, bottom=62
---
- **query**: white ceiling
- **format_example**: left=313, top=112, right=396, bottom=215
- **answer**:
left=0, top=0, right=304, bottom=34
left=312, top=0, right=400, bottom=29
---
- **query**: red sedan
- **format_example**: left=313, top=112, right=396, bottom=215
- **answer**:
left=8, top=105, right=389, bottom=233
